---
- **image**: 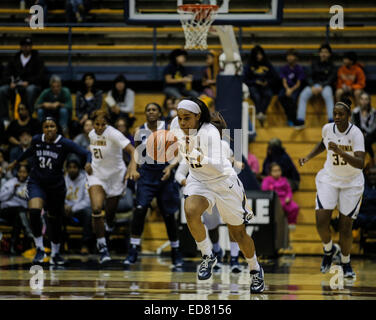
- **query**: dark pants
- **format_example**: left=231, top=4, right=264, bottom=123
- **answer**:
left=66, top=207, right=93, bottom=245
left=278, top=88, right=300, bottom=124
left=248, top=84, right=274, bottom=114
left=365, top=129, right=376, bottom=159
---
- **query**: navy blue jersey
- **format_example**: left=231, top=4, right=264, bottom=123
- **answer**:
left=138, top=121, right=169, bottom=171
left=17, top=134, right=92, bottom=186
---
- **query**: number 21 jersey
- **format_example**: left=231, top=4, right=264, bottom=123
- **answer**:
left=322, top=122, right=364, bottom=179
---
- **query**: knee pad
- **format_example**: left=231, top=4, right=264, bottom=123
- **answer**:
left=92, top=209, right=105, bottom=219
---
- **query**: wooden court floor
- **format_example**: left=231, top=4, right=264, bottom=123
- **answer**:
left=0, top=254, right=375, bottom=300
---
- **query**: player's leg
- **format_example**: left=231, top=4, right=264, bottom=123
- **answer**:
left=228, top=232, right=241, bottom=273
left=45, top=186, right=66, bottom=265
left=202, top=208, right=222, bottom=269
left=88, top=185, right=110, bottom=263
left=157, top=179, right=184, bottom=267
left=104, top=196, right=120, bottom=234
left=338, top=213, right=356, bottom=278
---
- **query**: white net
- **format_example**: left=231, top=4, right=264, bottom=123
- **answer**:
left=178, top=4, right=218, bottom=50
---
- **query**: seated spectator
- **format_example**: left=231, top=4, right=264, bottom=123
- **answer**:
left=295, top=43, right=337, bottom=129
left=0, top=37, right=44, bottom=118
left=73, top=119, right=93, bottom=150
left=247, top=151, right=260, bottom=174
left=351, top=91, right=376, bottom=163
left=243, top=45, right=278, bottom=126
left=278, top=49, right=305, bottom=126
left=115, top=117, right=135, bottom=147
left=105, top=74, right=135, bottom=125
left=9, top=130, right=33, bottom=170
left=0, top=149, right=13, bottom=186
left=35, top=75, right=72, bottom=136
left=262, top=162, right=299, bottom=227
left=201, top=51, right=217, bottom=98
left=64, top=156, right=93, bottom=255
left=5, top=103, right=41, bottom=149
left=336, top=51, right=366, bottom=105
left=0, top=164, right=33, bottom=254
left=261, top=138, right=300, bottom=191
left=353, top=165, right=376, bottom=230
left=75, top=72, right=103, bottom=127
left=163, top=49, right=199, bottom=99
left=66, top=0, right=89, bottom=23
left=163, top=96, right=179, bottom=125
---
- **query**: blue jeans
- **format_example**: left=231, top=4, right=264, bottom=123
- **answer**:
left=296, top=84, right=334, bottom=122
left=248, top=85, right=274, bottom=114
left=163, top=86, right=199, bottom=99
left=37, top=107, right=70, bottom=130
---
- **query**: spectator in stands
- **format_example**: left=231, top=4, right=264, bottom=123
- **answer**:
left=163, top=96, right=179, bottom=125
left=64, top=156, right=93, bottom=255
left=261, top=138, right=300, bottom=191
left=0, top=149, right=13, bottom=186
left=295, top=43, right=337, bottom=129
left=5, top=103, right=41, bottom=149
left=9, top=130, right=33, bottom=170
left=0, top=63, right=7, bottom=124
left=262, top=162, right=299, bottom=227
left=66, top=0, right=87, bottom=23
left=0, top=164, right=32, bottom=255
left=243, top=45, right=278, bottom=127
left=247, top=151, right=260, bottom=174
left=351, top=91, right=376, bottom=163
left=353, top=165, right=376, bottom=230
left=35, top=75, right=72, bottom=136
left=73, top=118, right=93, bottom=150
left=76, top=72, right=103, bottom=127
left=278, top=49, right=305, bottom=127
left=163, top=49, right=199, bottom=99
left=336, top=51, right=366, bottom=105
left=201, top=51, right=217, bottom=98
left=105, top=74, right=135, bottom=125
left=115, top=117, right=135, bottom=147
left=0, top=37, right=45, bottom=118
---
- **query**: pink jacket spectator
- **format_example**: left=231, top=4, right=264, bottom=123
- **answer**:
left=247, top=153, right=260, bottom=174
left=261, top=175, right=299, bottom=224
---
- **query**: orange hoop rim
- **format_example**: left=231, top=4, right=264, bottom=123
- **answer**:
left=177, top=4, right=219, bottom=13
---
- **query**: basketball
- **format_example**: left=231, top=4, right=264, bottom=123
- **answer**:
left=146, top=129, right=179, bottom=163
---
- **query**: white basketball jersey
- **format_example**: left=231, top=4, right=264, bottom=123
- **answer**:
left=89, top=125, right=130, bottom=179
left=322, top=122, right=364, bottom=178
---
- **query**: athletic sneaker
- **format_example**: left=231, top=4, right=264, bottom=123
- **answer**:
left=171, top=248, right=184, bottom=267
left=123, top=244, right=139, bottom=265
left=320, top=243, right=340, bottom=273
left=198, top=254, right=217, bottom=280
left=230, top=256, right=242, bottom=273
left=250, top=266, right=265, bottom=293
left=32, top=247, right=46, bottom=264
left=50, top=253, right=66, bottom=266
left=98, top=244, right=111, bottom=264
left=213, top=248, right=223, bottom=270
left=341, top=262, right=356, bottom=279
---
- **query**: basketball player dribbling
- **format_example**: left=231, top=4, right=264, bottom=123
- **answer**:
left=299, top=98, right=365, bottom=278
left=171, top=97, right=265, bottom=293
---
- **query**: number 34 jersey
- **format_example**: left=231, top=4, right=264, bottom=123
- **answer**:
left=322, top=122, right=364, bottom=179
left=89, top=125, right=130, bottom=180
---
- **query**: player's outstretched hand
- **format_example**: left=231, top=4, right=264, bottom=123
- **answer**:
left=84, top=163, right=93, bottom=175
left=125, top=169, right=140, bottom=182
left=298, top=157, right=308, bottom=167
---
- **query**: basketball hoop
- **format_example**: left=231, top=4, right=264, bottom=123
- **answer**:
left=177, top=4, right=218, bottom=50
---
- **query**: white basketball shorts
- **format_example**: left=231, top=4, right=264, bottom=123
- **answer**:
left=184, top=174, right=253, bottom=226
left=315, top=169, right=364, bottom=219
left=87, top=167, right=127, bottom=198
left=202, top=205, right=222, bottom=230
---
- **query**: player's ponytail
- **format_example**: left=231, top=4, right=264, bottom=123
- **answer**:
left=210, top=111, right=227, bottom=138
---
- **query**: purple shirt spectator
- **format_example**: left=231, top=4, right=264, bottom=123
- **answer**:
left=280, top=64, right=305, bottom=88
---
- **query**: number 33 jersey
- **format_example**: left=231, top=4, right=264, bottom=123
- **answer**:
left=322, top=122, right=364, bottom=179
left=89, top=125, right=130, bottom=179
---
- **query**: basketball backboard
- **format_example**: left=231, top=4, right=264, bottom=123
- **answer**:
left=124, top=0, right=283, bottom=26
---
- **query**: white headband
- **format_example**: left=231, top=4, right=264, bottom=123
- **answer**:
left=177, top=100, right=201, bottom=114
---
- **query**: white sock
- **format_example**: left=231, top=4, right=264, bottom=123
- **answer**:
left=130, top=237, right=141, bottom=246
left=341, top=253, right=350, bottom=264
left=230, top=241, right=240, bottom=257
left=212, top=241, right=221, bottom=253
left=246, top=253, right=260, bottom=271
left=196, top=237, right=213, bottom=257
left=51, top=242, right=60, bottom=257
left=170, top=240, right=179, bottom=249
left=34, top=236, right=44, bottom=250
left=323, top=240, right=333, bottom=253
left=97, top=237, right=107, bottom=248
